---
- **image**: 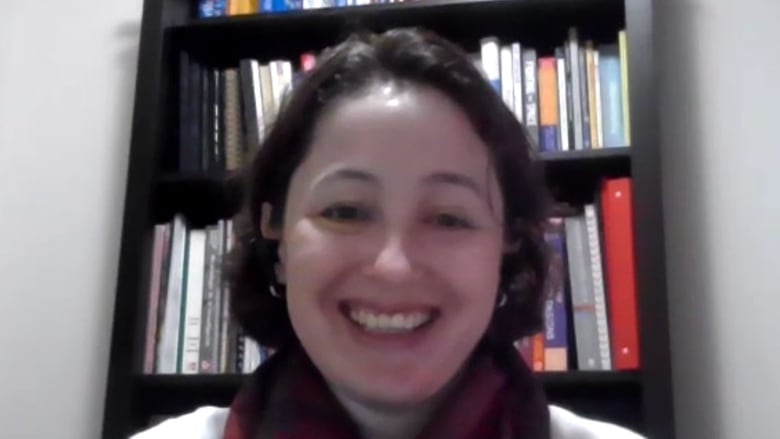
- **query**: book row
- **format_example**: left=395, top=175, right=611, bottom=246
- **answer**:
left=143, top=177, right=639, bottom=375
left=478, top=29, right=631, bottom=153
left=199, top=0, right=418, bottom=17
left=177, top=28, right=630, bottom=172
left=142, top=218, right=269, bottom=374
left=515, top=177, right=640, bottom=372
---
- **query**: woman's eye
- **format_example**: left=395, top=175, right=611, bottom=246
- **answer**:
left=319, top=204, right=372, bottom=223
left=431, top=212, right=473, bottom=229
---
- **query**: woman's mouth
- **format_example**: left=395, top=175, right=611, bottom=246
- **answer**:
left=340, top=302, right=439, bottom=334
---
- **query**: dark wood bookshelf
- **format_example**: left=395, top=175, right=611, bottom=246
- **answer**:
left=104, top=1, right=673, bottom=438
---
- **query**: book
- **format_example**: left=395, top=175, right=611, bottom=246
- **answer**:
left=598, top=44, right=625, bottom=147
left=538, top=57, right=559, bottom=152
left=511, top=43, right=524, bottom=124
left=156, top=215, right=189, bottom=374
left=522, top=48, right=539, bottom=149
left=619, top=30, right=631, bottom=146
left=584, top=204, right=612, bottom=370
left=601, top=178, right=640, bottom=370
left=479, top=37, right=501, bottom=93
left=555, top=48, right=570, bottom=151
left=181, top=229, right=206, bottom=374
left=499, top=45, right=515, bottom=115
left=543, top=218, right=569, bottom=371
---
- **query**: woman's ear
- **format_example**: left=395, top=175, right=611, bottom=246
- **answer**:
left=260, top=202, right=282, bottom=240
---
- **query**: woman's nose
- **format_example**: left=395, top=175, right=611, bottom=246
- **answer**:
left=365, top=234, right=421, bottom=284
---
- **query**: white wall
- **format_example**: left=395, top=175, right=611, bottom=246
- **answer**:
left=0, top=1, right=142, bottom=438
left=657, top=0, right=780, bottom=438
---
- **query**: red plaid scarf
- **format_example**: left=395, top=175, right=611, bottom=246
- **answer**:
left=224, top=340, right=550, bottom=439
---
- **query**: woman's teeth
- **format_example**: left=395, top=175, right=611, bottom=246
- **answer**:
left=348, top=308, right=432, bottom=333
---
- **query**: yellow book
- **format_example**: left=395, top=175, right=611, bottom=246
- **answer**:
left=246, top=0, right=258, bottom=13
left=619, top=30, right=631, bottom=146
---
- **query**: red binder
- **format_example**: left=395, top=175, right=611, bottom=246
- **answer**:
left=601, top=178, right=640, bottom=370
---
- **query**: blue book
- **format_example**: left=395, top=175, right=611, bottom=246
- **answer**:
left=198, top=0, right=215, bottom=17
left=213, top=0, right=227, bottom=16
left=598, top=45, right=626, bottom=147
left=261, top=0, right=273, bottom=12
left=544, top=219, right=569, bottom=371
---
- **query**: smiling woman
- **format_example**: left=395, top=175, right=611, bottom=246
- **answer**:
left=132, top=28, right=643, bottom=439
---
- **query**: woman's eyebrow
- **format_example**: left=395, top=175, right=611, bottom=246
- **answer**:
left=314, top=168, right=380, bottom=186
left=422, top=171, right=484, bottom=197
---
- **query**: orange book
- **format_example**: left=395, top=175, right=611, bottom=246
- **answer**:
left=532, top=334, right=545, bottom=372
left=538, top=57, right=559, bottom=152
left=228, top=0, right=240, bottom=15
left=601, top=178, right=640, bottom=370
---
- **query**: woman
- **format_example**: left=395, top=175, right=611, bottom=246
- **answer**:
left=134, top=29, right=644, bottom=439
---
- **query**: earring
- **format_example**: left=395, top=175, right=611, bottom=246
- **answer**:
left=496, top=292, right=508, bottom=308
left=269, top=284, right=282, bottom=299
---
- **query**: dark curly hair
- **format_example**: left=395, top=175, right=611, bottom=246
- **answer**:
left=226, top=27, right=551, bottom=350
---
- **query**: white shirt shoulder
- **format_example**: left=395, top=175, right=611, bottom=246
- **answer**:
left=549, top=405, right=645, bottom=439
left=129, top=405, right=644, bottom=439
left=130, top=406, right=228, bottom=439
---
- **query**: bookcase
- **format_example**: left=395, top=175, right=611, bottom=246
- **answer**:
left=102, top=0, right=673, bottom=438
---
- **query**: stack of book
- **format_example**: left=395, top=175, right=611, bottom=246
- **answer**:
left=142, top=217, right=270, bottom=375
left=479, top=29, right=631, bottom=153
left=199, top=0, right=417, bottom=17
left=514, top=177, right=640, bottom=372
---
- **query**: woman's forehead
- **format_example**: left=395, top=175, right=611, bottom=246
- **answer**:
left=301, top=84, right=494, bottom=177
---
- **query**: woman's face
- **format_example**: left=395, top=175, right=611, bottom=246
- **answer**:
left=272, top=84, right=505, bottom=406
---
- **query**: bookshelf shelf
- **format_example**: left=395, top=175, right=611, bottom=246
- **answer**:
left=104, top=0, right=673, bottom=438
left=154, top=148, right=631, bottom=223
left=172, top=0, right=624, bottom=65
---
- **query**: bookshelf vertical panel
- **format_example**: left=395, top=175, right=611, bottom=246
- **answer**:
left=626, top=1, right=676, bottom=438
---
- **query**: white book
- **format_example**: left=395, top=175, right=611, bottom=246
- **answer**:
left=479, top=37, right=500, bottom=93
left=269, top=61, right=286, bottom=115
left=180, top=229, right=206, bottom=374
left=511, top=43, right=524, bottom=124
left=568, top=29, right=584, bottom=150
left=593, top=51, right=604, bottom=148
left=556, top=56, right=570, bottom=151
left=499, top=45, right=514, bottom=114
left=584, top=204, right=613, bottom=370
left=156, top=215, right=188, bottom=374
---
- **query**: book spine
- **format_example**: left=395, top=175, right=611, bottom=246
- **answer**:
left=578, top=49, right=591, bottom=149
left=181, top=229, right=206, bottom=374
left=239, top=60, right=263, bottom=157
left=213, top=0, right=227, bottom=15
left=619, top=30, right=631, bottom=146
left=152, top=223, right=173, bottom=373
left=223, top=69, right=243, bottom=171
left=199, top=0, right=215, bottom=17
left=602, top=178, right=640, bottom=370
left=201, top=67, right=211, bottom=170
left=593, top=50, right=604, bottom=149
left=157, top=215, right=188, bottom=374
left=213, top=70, right=225, bottom=171
left=479, top=37, right=501, bottom=94
left=522, top=49, right=539, bottom=150
left=585, top=43, right=599, bottom=149
left=564, top=216, right=601, bottom=371
left=499, top=45, right=514, bottom=113
left=584, top=204, right=613, bottom=370
left=556, top=48, right=570, bottom=151
left=538, top=57, right=559, bottom=152
left=567, top=28, right=584, bottom=151
left=543, top=218, right=568, bottom=371
left=598, top=45, right=625, bottom=148
left=198, top=225, right=220, bottom=373
left=511, top=42, right=524, bottom=124
left=143, top=225, right=168, bottom=374
left=532, top=333, right=545, bottom=372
